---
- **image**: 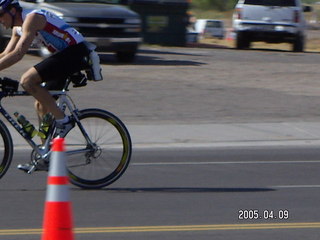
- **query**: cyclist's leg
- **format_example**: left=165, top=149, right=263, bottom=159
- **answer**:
left=17, top=68, right=65, bottom=172
left=34, top=81, right=66, bottom=125
left=34, top=100, right=49, bottom=124
left=23, top=42, right=89, bottom=123
left=18, top=43, right=89, bottom=172
left=20, top=67, right=65, bottom=120
left=30, top=43, right=89, bottom=136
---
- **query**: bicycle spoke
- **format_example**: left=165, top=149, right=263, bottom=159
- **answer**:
left=64, top=109, right=131, bottom=189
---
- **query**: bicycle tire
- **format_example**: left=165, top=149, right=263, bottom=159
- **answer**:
left=64, top=108, right=132, bottom=189
left=0, top=120, right=13, bottom=179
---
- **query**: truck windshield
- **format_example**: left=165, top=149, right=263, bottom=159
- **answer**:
left=244, top=0, right=295, bottom=6
left=207, top=21, right=223, bottom=28
left=44, top=0, right=121, bottom=3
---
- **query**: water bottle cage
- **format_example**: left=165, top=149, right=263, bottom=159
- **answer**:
left=0, top=77, right=19, bottom=93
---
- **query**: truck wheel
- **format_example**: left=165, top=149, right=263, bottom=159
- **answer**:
left=236, top=33, right=250, bottom=49
left=292, top=35, right=304, bottom=52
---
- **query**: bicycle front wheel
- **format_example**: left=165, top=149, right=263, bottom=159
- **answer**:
left=0, top=120, right=13, bottom=179
left=64, top=108, right=132, bottom=189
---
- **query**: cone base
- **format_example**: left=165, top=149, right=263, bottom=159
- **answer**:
left=42, top=202, right=74, bottom=240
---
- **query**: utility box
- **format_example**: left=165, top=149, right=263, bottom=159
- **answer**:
left=128, top=0, right=190, bottom=46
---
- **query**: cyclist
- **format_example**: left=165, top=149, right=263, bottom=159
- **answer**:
left=0, top=0, right=102, bottom=171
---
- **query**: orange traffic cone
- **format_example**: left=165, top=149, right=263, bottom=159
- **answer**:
left=41, top=137, right=74, bottom=240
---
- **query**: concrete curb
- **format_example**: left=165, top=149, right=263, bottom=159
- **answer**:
left=8, top=121, right=320, bottom=149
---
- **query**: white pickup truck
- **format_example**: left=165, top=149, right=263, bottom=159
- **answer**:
left=233, top=0, right=312, bottom=52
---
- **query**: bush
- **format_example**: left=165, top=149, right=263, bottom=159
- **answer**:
left=192, top=0, right=237, bottom=11
left=192, top=0, right=316, bottom=11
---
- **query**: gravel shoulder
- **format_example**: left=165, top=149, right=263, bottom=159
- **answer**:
left=3, top=46, right=320, bottom=125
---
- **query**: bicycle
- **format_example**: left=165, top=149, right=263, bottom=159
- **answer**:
left=0, top=74, right=132, bottom=189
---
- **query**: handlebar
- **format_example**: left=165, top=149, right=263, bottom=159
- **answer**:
left=0, top=77, right=19, bottom=94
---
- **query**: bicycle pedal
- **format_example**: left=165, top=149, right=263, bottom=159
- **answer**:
left=27, top=165, right=37, bottom=174
left=17, top=163, right=35, bottom=174
left=17, top=162, right=42, bottom=174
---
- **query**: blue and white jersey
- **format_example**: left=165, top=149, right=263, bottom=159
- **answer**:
left=18, top=9, right=85, bottom=53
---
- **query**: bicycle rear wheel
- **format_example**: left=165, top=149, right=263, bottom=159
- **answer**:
left=64, top=108, right=132, bottom=189
left=0, top=120, right=13, bottom=179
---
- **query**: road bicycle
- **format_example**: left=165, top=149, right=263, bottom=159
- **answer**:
left=0, top=75, right=132, bottom=189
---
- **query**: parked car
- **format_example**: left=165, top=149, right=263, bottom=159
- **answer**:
left=0, top=0, right=142, bottom=62
left=195, top=19, right=225, bottom=40
left=232, top=0, right=312, bottom=52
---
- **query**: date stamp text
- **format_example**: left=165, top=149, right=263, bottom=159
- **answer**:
left=238, top=209, right=289, bottom=220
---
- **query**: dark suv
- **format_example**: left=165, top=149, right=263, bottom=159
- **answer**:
left=0, top=0, right=142, bottom=62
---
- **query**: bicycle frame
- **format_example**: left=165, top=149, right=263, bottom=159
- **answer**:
left=0, top=88, right=79, bottom=159
left=55, top=91, right=96, bottom=152
left=0, top=77, right=133, bottom=188
left=0, top=90, right=43, bottom=152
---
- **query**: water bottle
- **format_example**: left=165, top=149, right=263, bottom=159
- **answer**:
left=14, top=112, right=38, bottom=138
left=84, top=41, right=103, bottom=81
left=38, top=113, right=53, bottom=139
left=89, top=50, right=103, bottom=81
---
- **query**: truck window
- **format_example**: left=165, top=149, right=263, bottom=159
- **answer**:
left=244, top=0, right=295, bottom=6
left=206, top=21, right=222, bottom=28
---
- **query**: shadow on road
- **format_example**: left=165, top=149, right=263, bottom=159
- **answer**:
left=81, top=187, right=276, bottom=193
left=99, top=53, right=205, bottom=66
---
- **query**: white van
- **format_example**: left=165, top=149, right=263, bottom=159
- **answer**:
left=232, top=0, right=312, bottom=52
left=195, top=19, right=225, bottom=40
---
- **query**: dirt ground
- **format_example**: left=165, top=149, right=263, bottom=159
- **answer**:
left=3, top=44, right=320, bottom=126
left=198, top=29, right=320, bottom=53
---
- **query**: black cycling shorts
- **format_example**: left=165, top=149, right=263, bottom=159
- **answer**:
left=34, top=42, right=89, bottom=90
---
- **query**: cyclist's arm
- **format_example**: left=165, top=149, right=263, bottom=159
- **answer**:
left=0, top=13, right=46, bottom=71
left=0, top=27, right=21, bottom=59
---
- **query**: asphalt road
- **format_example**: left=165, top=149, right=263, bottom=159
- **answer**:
left=0, top=147, right=320, bottom=240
